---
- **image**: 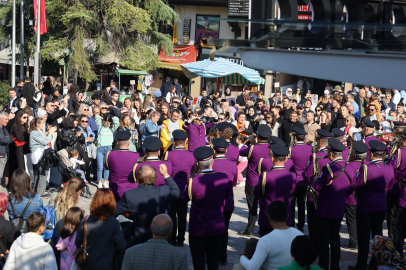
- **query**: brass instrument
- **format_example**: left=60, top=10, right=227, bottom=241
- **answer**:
left=307, top=185, right=318, bottom=209
left=288, top=132, right=295, bottom=147
left=346, top=135, right=358, bottom=163
left=373, top=130, right=402, bottom=144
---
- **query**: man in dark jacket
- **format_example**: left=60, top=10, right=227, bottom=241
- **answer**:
left=278, top=111, right=305, bottom=145
left=14, top=79, right=23, bottom=97
left=173, top=78, right=182, bottom=97
left=46, top=88, right=63, bottom=103
left=5, top=88, right=21, bottom=113
left=45, top=101, right=67, bottom=127
left=0, top=112, right=13, bottom=180
left=160, top=77, right=172, bottom=98
left=21, top=76, right=35, bottom=107
left=115, top=164, right=180, bottom=248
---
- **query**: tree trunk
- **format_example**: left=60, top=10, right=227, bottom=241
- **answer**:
left=85, top=80, right=90, bottom=91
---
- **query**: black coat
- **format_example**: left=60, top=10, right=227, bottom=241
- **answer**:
left=21, top=82, right=35, bottom=106
left=115, top=176, right=180, bottom=248
left=160, top=81, right=172, bottom=98
left=332, top=117, right=346, bottom=130
left=0, top=216, right=20, bottom=266
left=4, top=98, right=21, bottom=113
left=278, top=119, right=305, bottom=145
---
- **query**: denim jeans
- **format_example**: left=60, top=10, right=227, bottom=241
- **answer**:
left=97, top=145, right=111, bottom=181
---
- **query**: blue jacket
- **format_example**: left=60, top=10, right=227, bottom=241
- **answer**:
left=88, top=116, right=98, bottom=139
left=141, top=119, right=161, bottom=142
left=0, top=125, right=13, bottom=157
left=7, top=194, right=43, bottom=220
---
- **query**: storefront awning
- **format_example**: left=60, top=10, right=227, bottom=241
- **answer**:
left=117, top=69, right=148, bottom=76
left=157, top=61, right=182, bottom=71
left=221, top=73, right=265, bottom=85
left=181, top=57, right=262, bottom=84
left=158, top=46, right=198, bottom=70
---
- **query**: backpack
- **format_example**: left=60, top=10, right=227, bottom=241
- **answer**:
left=8, top=196, right=34, bottom=233
left=39, top=203, right=57, bottom=241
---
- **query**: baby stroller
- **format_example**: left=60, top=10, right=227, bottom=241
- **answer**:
left=55, top=149, right=93, bottom=199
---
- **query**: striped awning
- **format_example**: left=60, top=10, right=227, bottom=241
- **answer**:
left=221, top=73, right=265, bottom=85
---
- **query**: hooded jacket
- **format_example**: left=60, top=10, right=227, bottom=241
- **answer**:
left=3, top=232, right=57, bottom=270
left=56, top=231, right=77, bottom=270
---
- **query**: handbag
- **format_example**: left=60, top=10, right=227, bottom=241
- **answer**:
left=75, top=215, right=89, bottom=267
left=11, top=135, right=25, bottom=147
left=9, top=197, right=34, bottom=233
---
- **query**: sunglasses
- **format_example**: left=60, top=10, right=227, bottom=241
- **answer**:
left=218, top=118, right=225, bottom=120
left=102, top=107, right=108, bottom=110
left=266, top=117, right=272, bottom=119
left=369, top=109, right=376, bottom=111
left=316, top=109, right=321, bottom=112
left=22, top=116, right=27, bottom=119
left=81, top=120, right=88, bottom=123
left=83, top=109, right=89, bottom=111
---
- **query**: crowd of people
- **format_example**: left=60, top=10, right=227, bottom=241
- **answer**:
left=0, top=76, right=405, bottom=270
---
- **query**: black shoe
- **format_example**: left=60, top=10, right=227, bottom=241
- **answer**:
left=237, top=229, right=253, bottom=236
left=343, top=245, right=358, bottom=250
left=348, top=265, right=366, bottom=270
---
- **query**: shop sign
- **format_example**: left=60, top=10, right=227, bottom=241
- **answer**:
left=173, top=23, right=178, bottom=43
left=228, top=0, right=249, bottom=17
left=183, top=19, right=191, bottom=44
left=298, top=4, right=312, bottom=20
left=159, top=45, right=198, bottom=63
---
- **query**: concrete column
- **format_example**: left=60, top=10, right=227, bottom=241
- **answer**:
left=344, top=82, right=353, bottom=94
left=264, top=71, right=273, bottom=100
left=191, top=76, right=202, bottom=98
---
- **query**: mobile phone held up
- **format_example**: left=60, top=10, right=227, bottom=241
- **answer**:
left=193, top=98, right=197, bottom=105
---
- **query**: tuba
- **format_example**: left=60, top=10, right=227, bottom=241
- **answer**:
left=288, top=132, right=295, bottom=147
left=307, top=142, right=320, bottom=209
left=307, top=186, right=318, bottom=209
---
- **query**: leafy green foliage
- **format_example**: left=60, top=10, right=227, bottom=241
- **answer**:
left=40, top=0, right=178, bottom=82
left=0, top=81, right=11, bottom=107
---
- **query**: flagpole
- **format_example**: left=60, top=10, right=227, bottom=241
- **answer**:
left=20, top=0, right=24, bottom=80
left=11, top=0, right=16, bottom=87
left=34, top=0, right=40, bottom=86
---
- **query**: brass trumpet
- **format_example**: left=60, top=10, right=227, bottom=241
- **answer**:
left=373, top=130, right=402, bottom=144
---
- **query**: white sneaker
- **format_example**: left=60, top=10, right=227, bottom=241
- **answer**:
left=97, top=182, right=103, bottom=189
left=103, top=181, right=109, bottom=188
left=237, top=182, right=246, bottom=187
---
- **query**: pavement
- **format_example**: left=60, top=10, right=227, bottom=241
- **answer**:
left=0, top=178, right=395, bottom=270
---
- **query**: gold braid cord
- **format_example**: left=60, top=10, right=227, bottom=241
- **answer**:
left=248, top=145, right=255, bottom=160
left=397, top=148, right=402, bottom=169
left=326, top=163, right=334, bottom=186
left=363, top=164, right=368, bottom=186
left=288, top=146, right=292, bottom=159
left=105, top=151, right=112, bottom=170
left=132, top=163, right=139, bottom=183
left=188, top=177, right=193, bottom=200
left=262, top=172, right=267, bottom=196
left=258, top=158, right=263, bottom=174
left=164, top=151, right=169, bottom=161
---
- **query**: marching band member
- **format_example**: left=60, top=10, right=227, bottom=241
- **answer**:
left=314, top=138, right=355, bottom=270
left=348, top=140, right=394, bottom=270
left=289, top=127, right=312, bottom=232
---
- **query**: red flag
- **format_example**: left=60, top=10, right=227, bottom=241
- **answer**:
left=34, top=0, right=47, bottom=35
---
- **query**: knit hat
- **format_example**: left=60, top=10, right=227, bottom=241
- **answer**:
left=0, top=192, right=8, bottom=217
left=324, top=90, right=329, bottom=95
left=37, top=108, right=47, bottom=118
left=291, top=236, right=318, bottom=267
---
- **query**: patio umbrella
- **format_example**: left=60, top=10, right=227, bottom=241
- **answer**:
left=180, top=57, right=262, bottom=84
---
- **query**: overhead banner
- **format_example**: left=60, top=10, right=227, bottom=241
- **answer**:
left=158, top=45, right=198, bottom=64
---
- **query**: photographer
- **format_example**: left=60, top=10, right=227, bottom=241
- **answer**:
left=270, top=90, right=282, bottom=107
left=218, top=99, right=236, bottom=122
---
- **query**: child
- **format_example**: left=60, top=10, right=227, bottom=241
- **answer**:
left=4, top=212, right=57, bottom=270
left=236, top=135, right=248, bottom=187
left=277, top=235, right=321, bottom=270
left=56, top=207, right=84, bottom=270
left=68, top=149, right=93, bottom=199
left=68, top=149, right=86, bottom=183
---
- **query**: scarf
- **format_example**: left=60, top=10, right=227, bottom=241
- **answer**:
left=246, top=106, right=257, bottom=121
left=0, top=192, right=8, bottom=217
left=372, top=235, right=405, bottom=270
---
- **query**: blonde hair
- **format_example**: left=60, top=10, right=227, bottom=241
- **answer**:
left=54, top=177, right=85, bottom=221
left=346, top=115, right=356, bottom=127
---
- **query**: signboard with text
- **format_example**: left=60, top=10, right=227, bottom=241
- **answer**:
left=183, top=19, right=191, bottom=44
left=228, top=0, right=249, bottom=17
left=298, top=4, right=312, bottom=20
left=159, top=45, right=198, bottom=63
left=173, top=23, right=178, bottom=43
